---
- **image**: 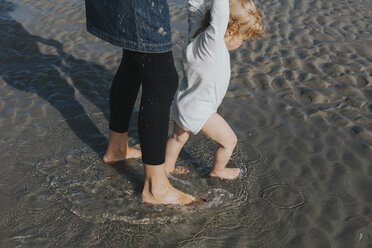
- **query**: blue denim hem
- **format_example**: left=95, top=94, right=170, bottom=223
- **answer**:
left=87, top=23, right=173, bottom=53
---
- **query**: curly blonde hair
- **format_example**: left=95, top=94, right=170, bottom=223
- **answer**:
left=228, top=0, right=265, bottom=39
left=193, top=0, right=265, bottom=40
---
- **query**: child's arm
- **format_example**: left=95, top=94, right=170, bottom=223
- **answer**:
left=188, top=0, right=207, bottom=33
left=206, top=0, right=229, bottom=40
left=195, top=0, right=229, bottom=57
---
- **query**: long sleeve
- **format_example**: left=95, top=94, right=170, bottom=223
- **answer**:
left=188, top=0, right=207, bottom=33
left=189, top=0, right=229, bottom=58
left=205, top=0, right=229, bottom=40
left=173, top=1, right=231, bottom=135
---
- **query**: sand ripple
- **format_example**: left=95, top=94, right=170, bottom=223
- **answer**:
left=1, top=0, right=372, bottom=247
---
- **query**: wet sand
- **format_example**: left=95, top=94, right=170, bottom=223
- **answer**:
left=0, top=0, right=371, bottom=247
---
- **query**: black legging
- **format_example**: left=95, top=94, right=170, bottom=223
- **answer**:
left=109, top=49, right=178, bottom=165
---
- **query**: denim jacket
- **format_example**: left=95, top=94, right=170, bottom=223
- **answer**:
left=85, top=0, right=173, bottom=53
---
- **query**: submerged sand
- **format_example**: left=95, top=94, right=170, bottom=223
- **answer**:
left=0, top=0, right=371, bottom=247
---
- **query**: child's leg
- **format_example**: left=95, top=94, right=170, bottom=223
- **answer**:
left=201, top=113, right=240, bottom=180
left=165, top=122, right=190, bottom=174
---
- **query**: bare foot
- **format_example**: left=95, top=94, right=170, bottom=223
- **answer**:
left=166, top=165, right=189, bottom=175
left=142, top=186, right=205, bottom=206
left=103, top=131, right=142, bottom=163
left=210, top=168, right=241, bottom=180
left=142, top=164, right=205, bottom=206
left=103, top=144, right=141, bottom=164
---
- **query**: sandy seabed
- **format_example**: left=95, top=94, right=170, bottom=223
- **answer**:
left=0, top=0, right=371, bottom=247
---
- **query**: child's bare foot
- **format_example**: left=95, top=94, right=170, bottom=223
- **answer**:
left=166, top=165, right=189, bottom=175
left=210, top=168, right=241, bottom=180
left=103, top=144, right=141, bottom=164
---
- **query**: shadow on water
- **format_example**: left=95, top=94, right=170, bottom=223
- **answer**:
left=109, top=160, right=144, bottom=194
left=0, top=0, right=116, bottom=156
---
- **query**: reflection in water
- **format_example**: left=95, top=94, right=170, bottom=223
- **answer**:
left=7, top=113, right=307, bottom=246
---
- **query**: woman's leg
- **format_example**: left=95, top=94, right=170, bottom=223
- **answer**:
left=165, top=122, right=190, bottom=174
left=103, top=50, right=141, bottom=163
left=135, top=51, right=179, bottom=165
left=134, top=51, right=201, bottom=205
left=103, top=131, right=141, bottom=163
left=201, top=113, right=240, bottom=180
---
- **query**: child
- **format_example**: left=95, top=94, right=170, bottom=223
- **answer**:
left=165, top=0, right=265, bottom=179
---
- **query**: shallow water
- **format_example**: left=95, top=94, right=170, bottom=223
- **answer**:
left=0, top=0, right=371, bottom=247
